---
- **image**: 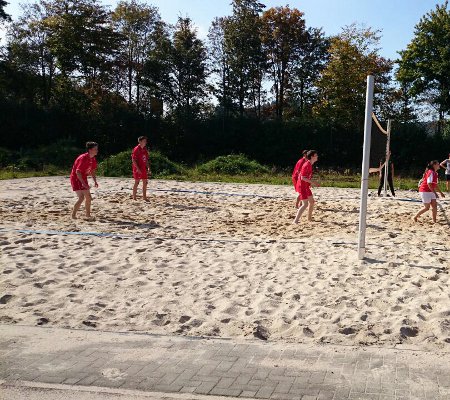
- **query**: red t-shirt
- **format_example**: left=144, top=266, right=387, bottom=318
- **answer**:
left=292, top=157, right=307, bottom=188
left=419, top=170, right=438, bottom=192
left=298, top=160, right=313, bottom=191
left=70, top=153, right=97, bottom=180
left=132, top=145, right=149, bottom=173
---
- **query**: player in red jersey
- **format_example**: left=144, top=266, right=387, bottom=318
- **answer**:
left=70, top=142, right=98, bottom=220
left=414, top=160, right=445, bottom=223
left=292, top=150, right=308, bottom=208
left=132, top=136, right=151, bottom=201
left=293, top=150, right=320, bottom=224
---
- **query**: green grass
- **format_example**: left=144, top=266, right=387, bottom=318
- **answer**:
left=0, top=149, right=421, bottom=191
left=0, top=166, right=421, bottom=190
left=0, top=165, right=68, bottom=180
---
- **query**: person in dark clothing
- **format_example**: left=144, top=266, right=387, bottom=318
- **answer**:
left=378, top=151, right=395, bottom=197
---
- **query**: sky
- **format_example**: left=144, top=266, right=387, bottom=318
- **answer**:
left=1, top=0, right=446, bottom=60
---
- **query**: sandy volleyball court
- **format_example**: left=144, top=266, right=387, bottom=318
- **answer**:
left=0, top=177, right=449, bottom=350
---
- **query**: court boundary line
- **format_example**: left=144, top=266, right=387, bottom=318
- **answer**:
left=0, top=226, right=354, bottom=246
left=1, top=227, right=449, bottom=253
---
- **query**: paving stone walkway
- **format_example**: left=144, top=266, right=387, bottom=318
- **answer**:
left=1, top=325, right=449, bottom=400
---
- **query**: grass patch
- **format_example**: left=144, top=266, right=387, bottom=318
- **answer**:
left=0, top=165, right=68, bottom=180
left=0, top=149, right=422, bottom=191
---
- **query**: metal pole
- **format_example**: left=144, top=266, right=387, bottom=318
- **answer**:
left=358, top=76, right=374, bottom=260
left=383, top=119, right=391, bottom=196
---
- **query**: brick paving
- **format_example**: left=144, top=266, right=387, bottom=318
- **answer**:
left=1, top=325, right=449, bottom=400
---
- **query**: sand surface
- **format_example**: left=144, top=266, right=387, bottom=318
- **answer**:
left=0, top=177, right=449, bottom=350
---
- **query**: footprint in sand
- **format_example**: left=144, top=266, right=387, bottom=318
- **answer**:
left=101, top=368, right=127, bottom=381
left=400, top=326, right=419, bottom=338
left=0, top=294, right=13, bottom=304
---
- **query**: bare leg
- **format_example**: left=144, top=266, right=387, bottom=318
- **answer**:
left=132, top=179, right=140, bottom=200
left=431, top=199, right=437, bottom=223
left=84, top=190, right=92, bottom=218
left=72, top=192, right=85, bottom=219
left=295, top=195, right=301, bottom=208
left=414, top=203, right=430, bottom=222
left=446, top=180, right=449, bottom=192
left=294, top=199, right=309, bottom=223
left=142, top=179, right=149, bottom=201
left=307, top=196, right=315, bottom=221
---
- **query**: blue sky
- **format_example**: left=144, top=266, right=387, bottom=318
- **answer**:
left=2, top=0, right=445, bottom=60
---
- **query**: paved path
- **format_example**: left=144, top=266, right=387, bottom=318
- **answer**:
left=1, top=325, right=449, bottom=400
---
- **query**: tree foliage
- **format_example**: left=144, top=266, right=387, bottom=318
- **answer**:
left=0, top=0, right=11, bottom=22
left=261, top=6, right=307, bottom=120
left=397, top=1, right=450, bottom=131
left=314, top=24, right=393, bottom=129
left=0, top=0, right=448, bottom=172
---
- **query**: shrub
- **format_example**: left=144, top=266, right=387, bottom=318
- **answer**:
left=0, top=147, right=15, bottom=168
left=197, top=154, right=270, bottom=175
left=97, top=150, right=183, bottom=177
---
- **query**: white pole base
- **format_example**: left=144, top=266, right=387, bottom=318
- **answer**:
left=358, top=247, right=365, bottom=260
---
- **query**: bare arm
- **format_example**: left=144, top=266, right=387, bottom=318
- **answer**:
left=440, top=160, right=447, bottom=169
left=428, top=181, right=445, bottom=197
left=301, top=176, right=319, bottom=187
left=91, top=171, right=98, bottom=187
left=132, top=159, right=141, bottom=173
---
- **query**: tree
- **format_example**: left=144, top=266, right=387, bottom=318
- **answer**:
left=224, top=0, right=265, bottom=117
left=5, top=1, right=56, bottom=105
left=142, top=20, right=173, bottom=109
left=208, top=17, right=234, bottom=116
left=42, top=0, right=122, bottom=87
left=170, top=17, right=208, bottom=114
left=261, top=6, right=307, bottom=120
left=289, top=27, right=329, bottom=117
left=112, top=0, right=160, bottom=109
left=397, top=1, right=450, bottom=133
left=0, top=0, right=11, bottom=22
left=143, top=17, right=207, bottom=116
left=314, top=24, right=393, bottom=129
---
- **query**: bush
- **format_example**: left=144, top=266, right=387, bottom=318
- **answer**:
left=0, top=140, right=81, bottom=170
left=32, top=139, right=83, bottom=168
left=0, top=147, right=15, bottom=168
left=97, top=150, right=183, bottom=177
left=197, top=154, right=270, bottom=175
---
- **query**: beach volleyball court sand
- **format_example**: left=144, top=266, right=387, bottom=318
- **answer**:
left=0, top=177, right=449, bottom=350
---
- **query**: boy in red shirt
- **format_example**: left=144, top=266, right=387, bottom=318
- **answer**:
left=292, top=150, right=308, bottom=208
left=70, top=142, right=99, bottom=220
left=132, top=136, right=151, bottom=201
left=293, top=150, right=320, bottom=224
left=414, top=160, right=445, bottom=223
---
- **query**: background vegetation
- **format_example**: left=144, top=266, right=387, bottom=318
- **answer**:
left=0, top=0, right=449, bottom=185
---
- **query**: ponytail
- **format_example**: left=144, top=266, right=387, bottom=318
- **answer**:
left=426, top=160, right=439, bottom=170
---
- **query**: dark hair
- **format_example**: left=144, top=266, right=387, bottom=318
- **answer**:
left=302, top=150, right=308, bottom=156
left=138, top=136, right=147, bottom=142
left=86, top=142, right=98, bottom=150
left=426, top=160, right=439, bottom=170
left=307, top=150, right=317, bottom=160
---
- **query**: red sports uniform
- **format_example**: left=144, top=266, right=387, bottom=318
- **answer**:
left=132, top=145, right=149, bottom=179
left=298, top=160, right=313, bottom=200
left=292, top=158, right=306, bottom=191
left=70, top=153, right=97, bottom=191
left=419, top=170, right=438, bottom=192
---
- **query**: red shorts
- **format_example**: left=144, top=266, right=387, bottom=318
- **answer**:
left=133, top=170, right=148, bottom=180
left=299, top=186, right=312, bottom=200
left=70, top=175, right=89, bottom=191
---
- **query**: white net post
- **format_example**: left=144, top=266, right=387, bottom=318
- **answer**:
left=358, top=75, right=374, bottom=260
left=383, top=119, right=392, bottom=196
